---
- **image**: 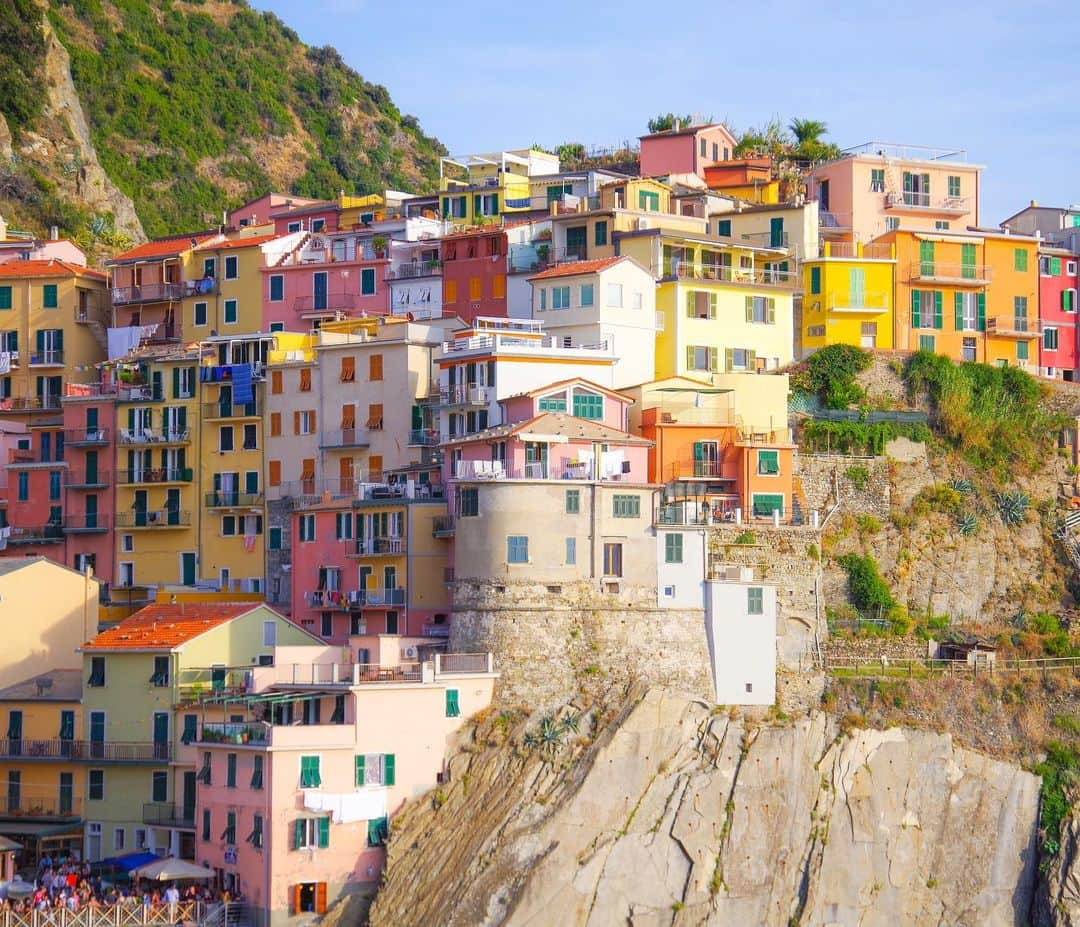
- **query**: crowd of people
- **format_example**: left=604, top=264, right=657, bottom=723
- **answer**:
left=0, top=856, right=242, bottom=917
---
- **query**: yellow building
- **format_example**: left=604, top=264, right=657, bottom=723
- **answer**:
left=876, top=228, right=1040, bottom=367
left=185, top=230, right=280, bottom=335
left=0, top=260, right=109, bottom=417
left=801, top=241, right=897, bottom=354
left=112, top=348, right=201, bottom=596
left=439, top=149, right=560, bottom=225
left=614, top=230, right=797, bottom=376
left=0, top=668, right=84, bottom=865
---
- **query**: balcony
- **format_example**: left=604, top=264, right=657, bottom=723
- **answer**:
left=432, top=516, right=454, bottom=538
left=818, top=210, right=853, bottom=236
left=0, top=793, right=82, bottom=820
left=643, top=400, right=735, bottom=428
left=292, top=295, right=358, bottom=316
left=117, top=384, right=162, bottom=402
left=885, top=193, right=971, bottom=216
left=909, top=262, right=991, bottom=286
left=199, top=721, right=269, bottom=745
left=426, top=384, right=493, bottom=408
left=30, top=350, right=64, bottom=366
left=0, top=737, right=170, bottom=763
left=319, top=428, right=371, bottom=450
left=176, top=667, right=251, bottom=703
left=0, top=396, right=61, bottom=413
left=117, top=467, right=193, bottom=484
left=142, top=802, right=195, bottom=829
left=387, top=259, right=441, bottom=279
left=986, top=317, right=1040, bottom=339
left=66, top=471, right=110, bottom=489
left=63, top=428, right=110, bottom=446
left=0, top=737, right=81, bottom=760
left=115, top=510, right=192, bottom=528
left=820, top=242, right=893, bottom=260
left=202, top=402, right=260, bottom=420
left=204, top=491, right=264, bottom=508
left=667, top=459, right=729, bottom=480
left=305, top=588, right=405, bottom=609
left=62, top=514, right=109, bottom=533
left=670, top=262, right=798, bottom=288
left=119, top=428, right=191, bottom=445
left=740, top=231, right=790, bottom=249
left=111, top=283, right=184, bottom=305
left=827, top=291, right=890, bottom=313
left=348, top=537, right=406, bottom=558
left=453, top=459, right=633, bottom=482
left=6, top=525, right=64, bottom=544
left=408, top=429, right=441, bottom=447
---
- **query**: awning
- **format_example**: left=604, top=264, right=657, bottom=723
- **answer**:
left=0, top=835, right=21, bottom=851
left=103, top=851, right=160, bottom=872
left=0, top=821, right=84, bottom=838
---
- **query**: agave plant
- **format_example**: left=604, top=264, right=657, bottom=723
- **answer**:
left=950, top=478, right=974, bottom=495
left=560, top=712, right=581, bottom=736
left=538, top=715, right=565, bottom=750
left=957, top=513, right=979, bottom=536
left=996, top=490, right=1031, bottom=526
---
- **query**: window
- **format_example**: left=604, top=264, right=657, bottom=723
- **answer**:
left=664, top=533, right=683, bottom=564
left=538, top=395, right=567, bottom=412
left=299, top=514, right=316, bottom=542
left=716, top=219, right=731, bottom=237
left=226, top=753, right=237, bottom=788
left=151, top=770, right=167, bottom=803
left=686, top=345, right=718, bottom=372
left=17, top=472, right=27, bottom=501
left=1061, top=287, right=1077, bottom=313
left=271, top=371, right=283, bottom=395
left=369, top=354, right=383, bottom=381
left=594, top=222, right=608, bottom=246
left=757, top=450, right=779, bottom=475
left=296, top=411, right=315, bottom=435
left=269, top=275, right=284, bottom=302
left=224, top=299, right=238, bottom=324
left=1045, top=328, right=1059, bottom=350
left=0, top=286, right=11, bottom=310
left=507, top=536, right=529, bottom=564
left=87, top=656, right=105, bottom=687
left=752, top=494, right=784, bottom=518
left=955, top=291, right=979, bottom=331
left=293, top=817, right=330, bottom=850
left=355, top=753, right=396, bottom=787
left=603, top=542, right=623, bottom=577
left=1017, top=340, right=1029, bottom=362
left=251, top=755, right=264, bottom=789
left=885, top=217, right=900, bottom=231
left=870, top=169, right=885, bottom=192
left=809, top=266, right=821, bottom=295
left=1040, top=255, right=1053, bottom=276
left=1015, top=296, right=1029, bottom=326
left=580, top=284, right=594, bottom=307
left=340, top=356, right=355, bottom=383
left=606, top=283, right=623, bottom=307
left=41, top=283, right=58, bottom=309
left=221, top=516, right=236, bottom=537
left=113, top=828, right=125, bottom=852
left=150, top=655, right=169, bottom=687
left=299, top=367, right=311, bottom=392
left=299, top=755, right=321, bottom=789
left=919, top=334, right=935, bottom=352
left=638, top=190, right=660, bottom=211
left=335, top=512, right=353, bottom=540
left=948, top=175, right=961, bottom=198
left=368, top=817, right=389, bottom=848
left=469, top=277, right=482, bottom=300
left=550, top=286, right=570, bottom=310
left=565, top=537, right=576, bottom=564
left=194, top=302, right=208, bottom=326
left=201, top=809, right=211, bottom=842
left=1069, top=261, right=1078, bottom=275
left=612, top=495, right=640, bottom=518
left=360, top=268, right=376, bottom=296
left=445, top=689, right=460, bottom=718
left=457, top=487, right=479, bottom=517
left=565, top=490, right=580, bottom=514
left=572, top=391, right=603, bottom=420
left=219, top=426, right=234, bottom=452
left=807, top=325, right=826, bottom=338
left=268, top=525, right=282, bottom=549
left=747, top=587, right=764, bottom=615
left=223, top=255, right=238, bottom=280
left=48, top=470, right=61, bottom=500
left=221, top=811, right=236, bottom=844
left=248, top=814, right=264, bottom=849
left=1014, top=248, right=1028, bottom=272
left=89, top=770, right=104, bottom=800
left=935, top=221, right=950, bottom=231
left=746, top=295, right=775, bottom=323
left=445, top=279, right=457, bottom=303
left=911, top=290, right=942, bottom=330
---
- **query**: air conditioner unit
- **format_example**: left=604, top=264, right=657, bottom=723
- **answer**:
left=637, top=217, right=652, bottom=230
left=403, top=645, right=418, bottom=659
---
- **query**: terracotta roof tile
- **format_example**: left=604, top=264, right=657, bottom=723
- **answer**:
left=528, top=257, right=625, bottom=280
left=194, top=234, right=280, bottom=252
left=83, top=603, right=263, bottom=651
left=110, top=234, right=219, bottom=263
left=0, top=260, right=107, bottom=280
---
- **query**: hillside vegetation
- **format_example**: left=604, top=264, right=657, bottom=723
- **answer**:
left=0, top=0, right=445, bottom=241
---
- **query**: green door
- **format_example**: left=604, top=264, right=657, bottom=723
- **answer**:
left=134, top=489, right=148, bottom=527
left=153, top=712, right=169, bottom=760
left=961, top=243, right=976, bottom=280
left=565, top=226, right=587, bottom=260
left=59, top=710, right=74, bottom=757
left=181, top=552, right=196, bottom=586
left=182, top=772, right=196, bottom=823
left=211, top=667, right=226, bottom=692
left=7, top=710, right=22, bottom=755
left=166, top=488, right=181, bottom=525
left=85, top=407, right=98, bottom=434
left=85, top=451, right=98, bottom=485
left=89, top=711, right=105, bottom=759
left=85, top=494, right=98, bottom=530
left=769, top=217, right=784, bottom=248
left=59, top=773, right=73, bottom=815
left=849, top=268, right=866, bottom=308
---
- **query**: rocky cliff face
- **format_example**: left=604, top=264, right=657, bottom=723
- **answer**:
left=370, top=688, right=1042, bottom=927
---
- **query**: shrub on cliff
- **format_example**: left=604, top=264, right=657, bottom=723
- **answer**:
left=837, top=553, right=896, bottom=617
left=790, top=344, right=872, bottom=409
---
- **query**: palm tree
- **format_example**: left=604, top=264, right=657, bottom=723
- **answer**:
left=788, top=118, right=828, bottom=146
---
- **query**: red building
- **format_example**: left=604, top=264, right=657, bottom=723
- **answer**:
left=2, top=420, right=65, bottom=557
left=440, top=227, right=508, bottom=323
left=1038, top=246, right=1080, bottom=380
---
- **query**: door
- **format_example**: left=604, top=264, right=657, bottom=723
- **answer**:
left=85, top=451, right=99, bottom=485
left=87, top=823, right=102, bottom=862
left=85, top=407, right=99, bottom=439
left=313, top=272, right=328, bottom=311
left=180, top=552, right=196, bottom=586
left=819, top=179, right=830, bottom=212
left=89, top=711, right=105, bottom=759
left=165, top=489, right=181, bottom=525
left=153, top=712, right=169, bottom=760
left=524, top=442, right=548, bottom=479
left=59, top=773, right=73, bottom=816
left=60, top=710, right=75, bottom=756
left=692, top=441, right=719, bottom=478
left=860, top=322, right=877, bottom=349
left=565, top=226, right=587, bottom=260
left=849, top=268, right=866, bottom=309
left=85, top=494, right=98, bottom=530
left=7, top=710, right=22, bottom=756
left=182, top=772, right=196, bottom=825
left=769, top=217, right=784, bottom=248
left=134, top=489, right=148, bottom=527
left=211, top=667, right=226, bottom=692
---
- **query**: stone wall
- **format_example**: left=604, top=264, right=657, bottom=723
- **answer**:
left=824, top=635, right=932, bottom=664
left=797, top=453, right=891, bottom=519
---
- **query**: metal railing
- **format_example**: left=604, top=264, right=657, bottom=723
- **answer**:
left=119, top=428, right=191, bottom=445
left=29, top=350, right=64, bottom=366
left=65, top=470, right=111, bottom=487
left=818, top=210, right=853, bottom=231
left=115, top=510, right=192, bottom=528
left=111, top=283, right=184, bottom=305
left=0, top=396, right=61, bottom=412
left=910, top=262, right=991, bottom=282
left=62, top=514, right=108, bottom=532
left=0, top=793, right=81, bottom=818
left=670, top=262, right=798, bottom=287
left=0, top=737, right=80, bottom=760
left=142, top=802, right=195, bottom=828
left=827, top=291, right=890, bottom=311
left=740, top=231, right=790, bottom=248
left=319, top=428, right=371, bottom=448
left=6, top=525, right=64, bottom=543
left=199, top=722, right=269, bottom=745
left=886, top=193, right=970, bottom=212
left=305, top=588, right=405, bottom=608
left=62, top=428, right=109, bottom=445
left=987, top=317, right=1035, bottom=335
left=0, top=738, right=173, bottom=762
left=350, top=538, right=406, bottom=557
left=202, top=402, right=259, bottom=419
left=204, top=492, right=263, bottom=508
left=435, top=653, right=492, bottom=674
left=428, top=384, right=492, bottom=406
left=292, top=295, right=360, bottom=315
left=117, top=468, right=193, bottom=484
left=388, top=260, right=441, bottom=279
left=408, top=429, right=441, bottom=446
left=432, top=516, right=454, bottom=537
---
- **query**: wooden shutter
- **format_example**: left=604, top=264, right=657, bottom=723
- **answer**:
left=293, top=411, right=301, bottom=435
left=268, top=460, right=281, bottom=487
left=339, top=456, right=353, bottom=483
left=685, top=346, right=694, bottom=369
left=911, top=290, right=921, bottom=328
left=383, top=754, right=395, bottom=786
left=492, top=275, right=505, bottom=299
left=301, top=458, right=315, bottom=480
left=724, top=348, right=733, bottom=371
left=271, top=371, right=282, bottom=394
left=367, top=404, right=383, bottom=429
left=355, top=754, right=365, bottom=786
left=685, top=291, right=695, bottom=318
left=369, top=355, right=383, bottom=381
left=744, top=296, right=753, bottom=322
left=368, top=455, right=383, bottom=482
left=766, top=298, right=775, bottom=324
left=316, top=883, right=327, bottom=915
left=977, top=293, right=986, bottom=331
left=172, top=368, right=180, bottom=398
left=954, top=292, right=964, bottom=330
left=293, top=885, right=303, bottom=913
left=341, top=404, right=355, bottom=429
left=810, top=266, right=821, bottom=294
left=293, top=820, right=304, bottom=850
left=469, top=277, right=481, bottom=300
left=310, top=410, right=316, bottom=432
left=708, top=293, right=717, bottom=319
left=300, top=368, right=311, bottom=391
left=747, top=349, right=757, bottom=371
left=934, top=291, right=943, bottom=330
left=316, top=816, right=330, bottom=849
left=340, top=357, right=355, bottom=382
left=270, top=412, right=281, bottom=436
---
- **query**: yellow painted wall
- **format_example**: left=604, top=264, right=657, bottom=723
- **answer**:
left=0, top=700, right=83, bottom=816
left=405, top=504, right=450, bottom=612
left=802, top=251, right=895, bottom=352
left=184, top=242, right=267, bottom=335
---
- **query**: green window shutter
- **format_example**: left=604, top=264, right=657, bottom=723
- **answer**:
left=127, top=409, right=135, bottom=432
left=977, top=292, right=986, bottom=331
left=717, top=219, right=731, bottom=237
left=43, top=284, right=58, bottom=308
left=685, top=291, right=695, bottom=318
left=911, top=290, right=921, bottom=328
left=1017, top=341, right=1029, bottom=361
left=723, top=347, right=733, bottom=372
left=383, top=753, right=396, bottom=785
left=685, top=346, right=694, bottom=369
left=709, top=347, right=718, bottom=371
left=919, top=241, right=934, bottom=275
left=317, top=816, right=330, bottom=849
left=766, top=298, right=775, bottom=324
left=491, top=193, right=499, bottom=213
left=747, top=349, right=756, bottom=371
left=0, top=287, right=10, bottom=310
left=954, top=292, right=964, bottom=330
left=1014, top=248, right=1027, bottom=272
left=445, top=689, right=460, bottom=717
left=1051, top=257, right=1062, bottom=276
left=708, top=293, right=717, bottom=319
left=934, top=291, right=943, bottom=329
left=473, top=194, right=481, bottom=216
left=810, top=266, right=821, bottom=294
left=293, top=819, right=304, bottom=850
left=172, top=368, right=180, bottom=398
left=744, top=296, right=753, bottom=322
left=355, top=755, right=365, bottom=786
left=1064, top=290, right=1076, bottom=312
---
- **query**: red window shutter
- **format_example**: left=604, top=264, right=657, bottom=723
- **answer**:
left=292, top=885, right=303, bottom=914
left=316, top=883, right=327, bottom=915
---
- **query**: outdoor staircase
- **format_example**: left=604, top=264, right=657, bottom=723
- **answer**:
left=77, top=311, right=110, bottom=356
left=1058, top=510, right=1080, bottom=570
left=883, top=157, right=903, bottom=205
left=791, top=476, right=809, bottom=526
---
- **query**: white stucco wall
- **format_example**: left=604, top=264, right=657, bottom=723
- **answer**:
left=705, top=577, right=777, bottom=705
left=656, top=527, right=707, bottom=609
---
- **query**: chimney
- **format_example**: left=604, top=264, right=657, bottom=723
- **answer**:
left=1031, top=200, right=1038, bottom=208
left=0, top=215, right=8, bottom=240
left=49, top=225, right=59, bottom=241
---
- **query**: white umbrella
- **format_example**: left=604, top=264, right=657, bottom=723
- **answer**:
left=132, top=858, right=213, bottom=881
left=5, top=880, right=34, bottom=898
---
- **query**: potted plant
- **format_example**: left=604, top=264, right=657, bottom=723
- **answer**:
left=240, top=729, right=250, bottom=744
left=536, top=243, right=550, bottom=264
left=372, top=236, right=388, bottom=258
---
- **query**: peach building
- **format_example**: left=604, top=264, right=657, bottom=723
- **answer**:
left=639, top=123, right=738, bottom=181
left=193, top=643, right=496, bottom=926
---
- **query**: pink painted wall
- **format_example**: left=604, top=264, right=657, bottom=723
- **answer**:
left=451, top=437, right=649, bottom=482
left=1039, top=252, right=1080, bottom=377
left=261, top=260, right=389, bottom=330
left=289, top=506, right=355, bottom=645
left=499, top=387, right=629, bottom=430
left=271, top=208, right=341, bottom=237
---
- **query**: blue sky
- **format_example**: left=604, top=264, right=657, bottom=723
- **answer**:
left=250, top=0, right=1080, bottom=224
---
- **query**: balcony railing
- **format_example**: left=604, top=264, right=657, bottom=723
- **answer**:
left=319, top=428, right=371, bottom=449
left=202, top=402, right=260, bottom=419
left=387, top=260, right=441, bottom=279
left=30, top=350, right=64, bottom=366
left=65, top=471, right=111, bottom=488
left=62, top=514, right=109, bottom=532
left=408, top=429, right=441, bottom=447
left=670, top=262, right=798, bottom=287
left=0, top=738, right=170, bottom=763
left=827, top=291, right=890, bottom=312
left=0, top=793, right=82, bottom=818
left=669, top=459, right=725, bottom=479
left=0, top=396, right=61, bottom=412
left=204, top=492, right=264, bottom=508
left=119, top=428, right=191, bottom=445
left=292, top=295, right=358, bottom=315
left=740, top=231, right=790, bottom=249
left=986, top=317, right=1039, bottom=338
left=910, top=262, right=991, bottom=284
left=63, top=428, right=110, bottom=445
left=0, top=738, right=80, bottom=760
left=111, top=283, right=184, bottom=305
left=349, top=537, right=406, bottom=557
left=199, top=722, right=269, bottom=745
left=818, top=210, right=853, bottom=232
left=305, top=588, right=405, bottom=609
left=142, top=802, right=195, bottom=829
left=7, top=525, right=64, bottom=543
left=432, top=516, right=454, bottom=538
left=117, top=467, right=193, bottom=484
left=429, top=384, right=493, bottom=407
left=115, top=510, right=192, bottom=528
left=885, top=193, right=970, bottom=214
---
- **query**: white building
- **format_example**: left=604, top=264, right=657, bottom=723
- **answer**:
left=527, top=256, right=657, bottom=388
left=655, top=525, right=707, bottom=609
left=705, top=565, right=777, bottom=705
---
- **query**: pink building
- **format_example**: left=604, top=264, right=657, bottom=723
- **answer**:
left=1, top=420, right=65, bottom=556
left=193, top=643, right=496, bottom=926
left=639, top=123, right=738, bottom=180
left=1038, top=247, right=1080, bottom=380
left=227, top=194, right=322, bottom=230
